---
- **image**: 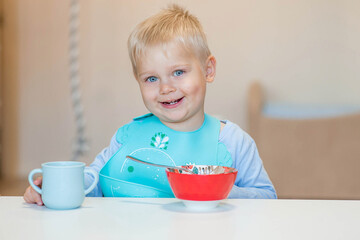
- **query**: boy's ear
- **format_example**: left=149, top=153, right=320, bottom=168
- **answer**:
left=205, top=55, right=216, bottom=83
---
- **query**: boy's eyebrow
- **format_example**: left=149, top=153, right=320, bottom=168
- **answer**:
left=138, top=71, right=152, bottom=78
left=171, top=64, right=191, bottom=69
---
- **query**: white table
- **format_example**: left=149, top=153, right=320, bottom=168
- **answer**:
left=1, top=197, right=360, bottom=240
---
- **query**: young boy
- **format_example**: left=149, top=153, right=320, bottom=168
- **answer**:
left=24, top=5, right=276, bottom=205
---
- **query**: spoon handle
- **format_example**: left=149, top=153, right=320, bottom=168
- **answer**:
left=126, top=155, right=194, bottom=174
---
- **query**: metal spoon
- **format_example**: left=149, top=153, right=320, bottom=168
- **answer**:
left=126, top=155, right=195, bottom=174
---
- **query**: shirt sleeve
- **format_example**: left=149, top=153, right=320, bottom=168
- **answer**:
left=219, top=121, right=277, bottom=199
left=85, top=131, right=122, bottom=197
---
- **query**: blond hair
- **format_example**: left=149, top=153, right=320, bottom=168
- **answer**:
left=128, top=4, right=211, bottom=75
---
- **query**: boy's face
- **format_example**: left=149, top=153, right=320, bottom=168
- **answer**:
left=135, top=41, right=216, bottom=131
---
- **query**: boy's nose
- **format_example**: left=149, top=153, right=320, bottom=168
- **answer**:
left=159, top=81, right=176, bottom=95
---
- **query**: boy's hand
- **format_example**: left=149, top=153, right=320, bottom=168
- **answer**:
left=23, top=177, right=43, bottom=206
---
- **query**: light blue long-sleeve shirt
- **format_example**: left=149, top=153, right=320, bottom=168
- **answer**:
left=85, top=120, right=277, bottom=199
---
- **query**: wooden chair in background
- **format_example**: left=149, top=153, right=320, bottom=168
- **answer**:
left=247, top=82, right=360, bottom=199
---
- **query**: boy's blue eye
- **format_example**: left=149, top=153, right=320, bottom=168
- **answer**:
left=173, top=70, right=184, bottom=77
left=146, top=76, right=158, bottom=82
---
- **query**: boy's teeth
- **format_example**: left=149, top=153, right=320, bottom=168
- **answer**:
left=164, top=98, right=181, bottom=105
left=165, top=100, right=177, bottom=105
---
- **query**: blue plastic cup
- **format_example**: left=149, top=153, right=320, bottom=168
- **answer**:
left=28, top=161, right=98, bottom=210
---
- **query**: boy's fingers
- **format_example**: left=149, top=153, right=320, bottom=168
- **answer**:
left=31, top=189, right=43, bottom=205
left=23, top=194, right=29, bottom=203
left=24, top=177, right=44, bottom=205
left=24, top=185, right=43, bottom=205
left=34, top=177, right=43, bottom=186
left=23, top=187, right=33, bottom=203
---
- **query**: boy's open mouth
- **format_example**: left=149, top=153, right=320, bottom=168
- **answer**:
left=161, top=97, right=184, bottom=106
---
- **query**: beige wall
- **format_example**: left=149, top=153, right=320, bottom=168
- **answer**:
left=2, top=0, right=360, bottom=179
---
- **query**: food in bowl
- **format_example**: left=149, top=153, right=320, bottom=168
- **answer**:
left=166, top=165, right=237, bottom=210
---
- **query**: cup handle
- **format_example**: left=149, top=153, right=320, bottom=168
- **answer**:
left=84, top=168, right=99, bottom=195
left=28, top=169, right=43, bottom=195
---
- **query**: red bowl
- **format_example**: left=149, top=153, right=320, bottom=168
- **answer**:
left=166, top=166, right=238, bottom=201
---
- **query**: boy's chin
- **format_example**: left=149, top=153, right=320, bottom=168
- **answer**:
left=158, top=117, right=185, bottom=125
left=157, top=115, right=205, bottom=131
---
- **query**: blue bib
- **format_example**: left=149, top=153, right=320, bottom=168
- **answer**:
left=99, top=113, right=232, bottom=197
